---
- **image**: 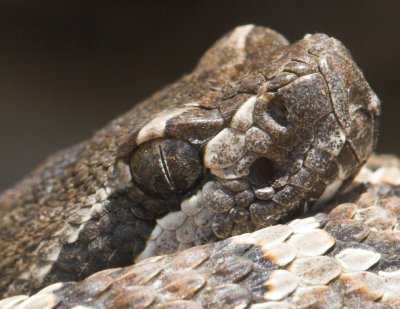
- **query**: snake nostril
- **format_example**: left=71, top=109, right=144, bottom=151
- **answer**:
left=248, top=157, right=276, bottom=187
left=267, top=96, right=289, bottom=127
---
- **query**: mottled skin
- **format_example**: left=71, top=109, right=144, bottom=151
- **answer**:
left=3, top=156, right=400, bottom=308
left=0, top=25, right=380, bottom=300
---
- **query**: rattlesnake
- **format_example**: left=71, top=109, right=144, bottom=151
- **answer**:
left=2, top=25, right=398, bottom=308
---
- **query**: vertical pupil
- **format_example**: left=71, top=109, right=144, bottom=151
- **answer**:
left=158, top=145, right=174, bottom=190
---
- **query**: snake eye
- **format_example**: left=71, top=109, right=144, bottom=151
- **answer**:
left=130, top=138, right=203, bottom=199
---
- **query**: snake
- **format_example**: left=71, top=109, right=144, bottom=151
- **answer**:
left=2, top=24, right=399, bottom=308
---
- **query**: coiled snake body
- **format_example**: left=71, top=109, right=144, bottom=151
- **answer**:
left=2, top=25, right=399, bottom=308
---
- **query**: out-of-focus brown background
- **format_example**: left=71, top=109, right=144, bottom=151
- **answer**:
left=0, top=1, right=399, bottom=191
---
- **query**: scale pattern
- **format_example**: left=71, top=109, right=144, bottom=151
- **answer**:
left=0, top=24, right=384, bottom=307
left=2, top=155, right=400, bottom=308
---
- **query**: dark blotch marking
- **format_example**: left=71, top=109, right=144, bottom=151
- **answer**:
left=43, top=193, right=156, bottom=291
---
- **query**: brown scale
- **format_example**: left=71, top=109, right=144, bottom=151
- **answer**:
left=12, top=160, right=400, bottom=309
left=0, top=24, right=380, bottom=299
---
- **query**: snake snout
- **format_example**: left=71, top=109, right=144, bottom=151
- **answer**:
left=317, top=37, right=381, bottom=164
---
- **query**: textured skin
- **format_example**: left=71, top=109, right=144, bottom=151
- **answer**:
left=2, top=156, right=400, bottom=308
left=0, top=25, right=381, bottom=302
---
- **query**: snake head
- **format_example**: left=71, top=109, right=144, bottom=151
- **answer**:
left=0, top=26, right=381, bottom=296
left=116, top=26, right=380, bottom=259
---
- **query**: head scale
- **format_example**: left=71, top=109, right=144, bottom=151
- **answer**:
left=117, top=26, right=380, bottom=260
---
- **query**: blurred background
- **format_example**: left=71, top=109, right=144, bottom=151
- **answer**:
left=0, top=0, right=399, bottom=191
